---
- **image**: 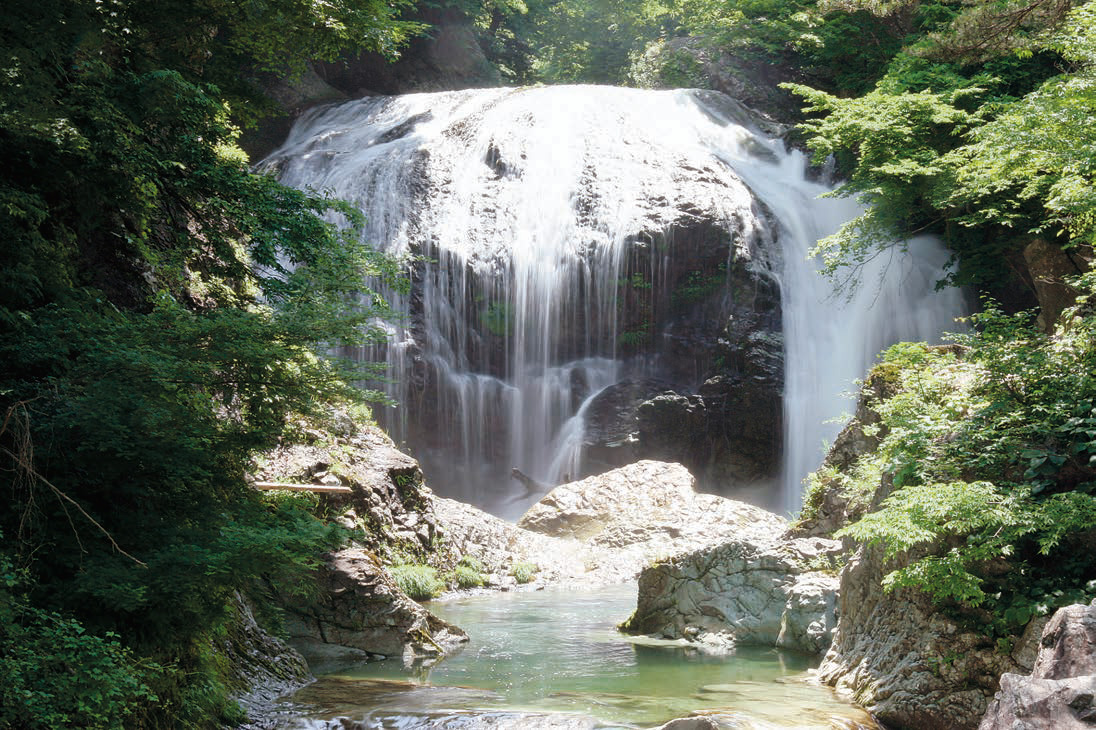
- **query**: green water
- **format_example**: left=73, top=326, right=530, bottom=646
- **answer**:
left=281, top=583, right=875, bottom=729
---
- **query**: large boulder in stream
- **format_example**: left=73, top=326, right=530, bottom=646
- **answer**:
left=517, top=461, right=786, bottom=582
left=432, top=461, right=788, bottom=588
left=620, top=534, right=842, bottom=655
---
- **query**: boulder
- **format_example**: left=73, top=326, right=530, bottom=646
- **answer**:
left=283, top=548, right=467, bottom=665
left=1022, top=239, right=1091, bottom=333
left=620, top=534, right=841, bottom=654
left=979, top=601, right=1096, bottom=729
left=431, top=495, right=590, bottom=587
left=435, top=461, right=787, bottom=588
left=518, top=460, right=784, bottom=548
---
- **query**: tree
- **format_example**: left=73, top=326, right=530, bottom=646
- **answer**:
left=0, top=1, right=410, bottom=725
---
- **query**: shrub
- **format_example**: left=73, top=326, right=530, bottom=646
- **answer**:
left=831, top=293, right=1096, bottom=636
left=457, top=554, right=484, bottom=572
left=0, top=547, right=155, bottom=730
left=510, top=562, right=538, bottom=584
left=453, top=565, right=485, bottom=589
left=388, top=564, right=444, bottom=601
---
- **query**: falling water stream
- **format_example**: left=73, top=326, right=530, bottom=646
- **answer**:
left=262, top=85, right=966, bottom=727
left=265, top=85, right=965, bottom=515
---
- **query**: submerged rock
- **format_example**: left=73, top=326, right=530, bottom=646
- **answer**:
left=621, top=533, right=841, bottom=655
left=979, top=601, right=1096, bottom=729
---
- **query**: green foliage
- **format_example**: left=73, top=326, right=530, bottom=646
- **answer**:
left=458, top=554, right=486, bottom=572
left=452, top=554, right=488, bottom=588
left=454, top=565, right=487, bottom=588
left=783, top=81, right=979, bottom=285
left=942, top=6, right=1096, bottom=248
left=482, top=300, right=514, bottom=337
left=617, top=324, right=651, bottom=347
left=389, top=564, right=446, bottom=600
left=831, top=291, right=1096, bottom=635
left=671, top=265, right=726, bottom=307
left=784, top=2, right=1092, bottom=292
left=510, top=561, right=538, bottom=584
left=0, top=545, right=155, bottom=730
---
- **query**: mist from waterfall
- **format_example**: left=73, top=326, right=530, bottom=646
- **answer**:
left=263, top=85, right=966, bottom=518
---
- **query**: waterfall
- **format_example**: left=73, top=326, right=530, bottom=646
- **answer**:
left=263, top=85, right=966, bottom=518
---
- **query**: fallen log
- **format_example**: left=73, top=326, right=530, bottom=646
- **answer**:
left=252, top=481, right=352, bottom=494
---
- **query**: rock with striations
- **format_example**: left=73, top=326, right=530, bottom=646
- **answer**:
left=255, top=413, right=440, bottom=556
left=430, top=461, right=787, bottom=589
left=282, top=548, right=467, bottom=667
left=816, top=542, right=1043, bottom=730
left=517, top=460, right=784, bottom=553
left=223, top=592, right=313, bottom=728
left=979, top=601, right=1096, bottom=729
left=620, top=533, right=842, bottom=654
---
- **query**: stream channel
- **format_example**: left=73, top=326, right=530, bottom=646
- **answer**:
left=275, top=583, right=876, bottom=729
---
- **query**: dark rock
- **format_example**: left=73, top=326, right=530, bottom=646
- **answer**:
left=240, top=9, right=499, bottom=160
left=222, top=593, right=312, bottom=727
left=1023, top=239, right=1091, bottom=333
left=314, top=9, right=499, bottom=98
left=580, top=378, right=667, bottom=472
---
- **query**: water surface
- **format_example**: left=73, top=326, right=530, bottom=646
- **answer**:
left=279, top=584, right=875, bottom=729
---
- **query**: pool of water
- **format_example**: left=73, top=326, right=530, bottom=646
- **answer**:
left=275, top=583, right=876, bottom=729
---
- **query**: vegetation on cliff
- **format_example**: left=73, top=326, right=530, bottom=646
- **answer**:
left=803, top=284, right=1096, bottom=639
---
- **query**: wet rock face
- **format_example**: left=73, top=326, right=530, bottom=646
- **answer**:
left=580, top=252, right=783, bottom=490
left=980, top=601, right=1096, bottom=730
left=621, top=535, right=841, bottom=655
left=266, top=86, right=789, bottom=511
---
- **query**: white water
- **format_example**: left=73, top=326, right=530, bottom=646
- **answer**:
left=263, top=85, right=966, bottom=516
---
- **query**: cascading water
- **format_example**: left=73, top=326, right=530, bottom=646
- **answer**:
left=263, top=85, right=966, bottom=517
